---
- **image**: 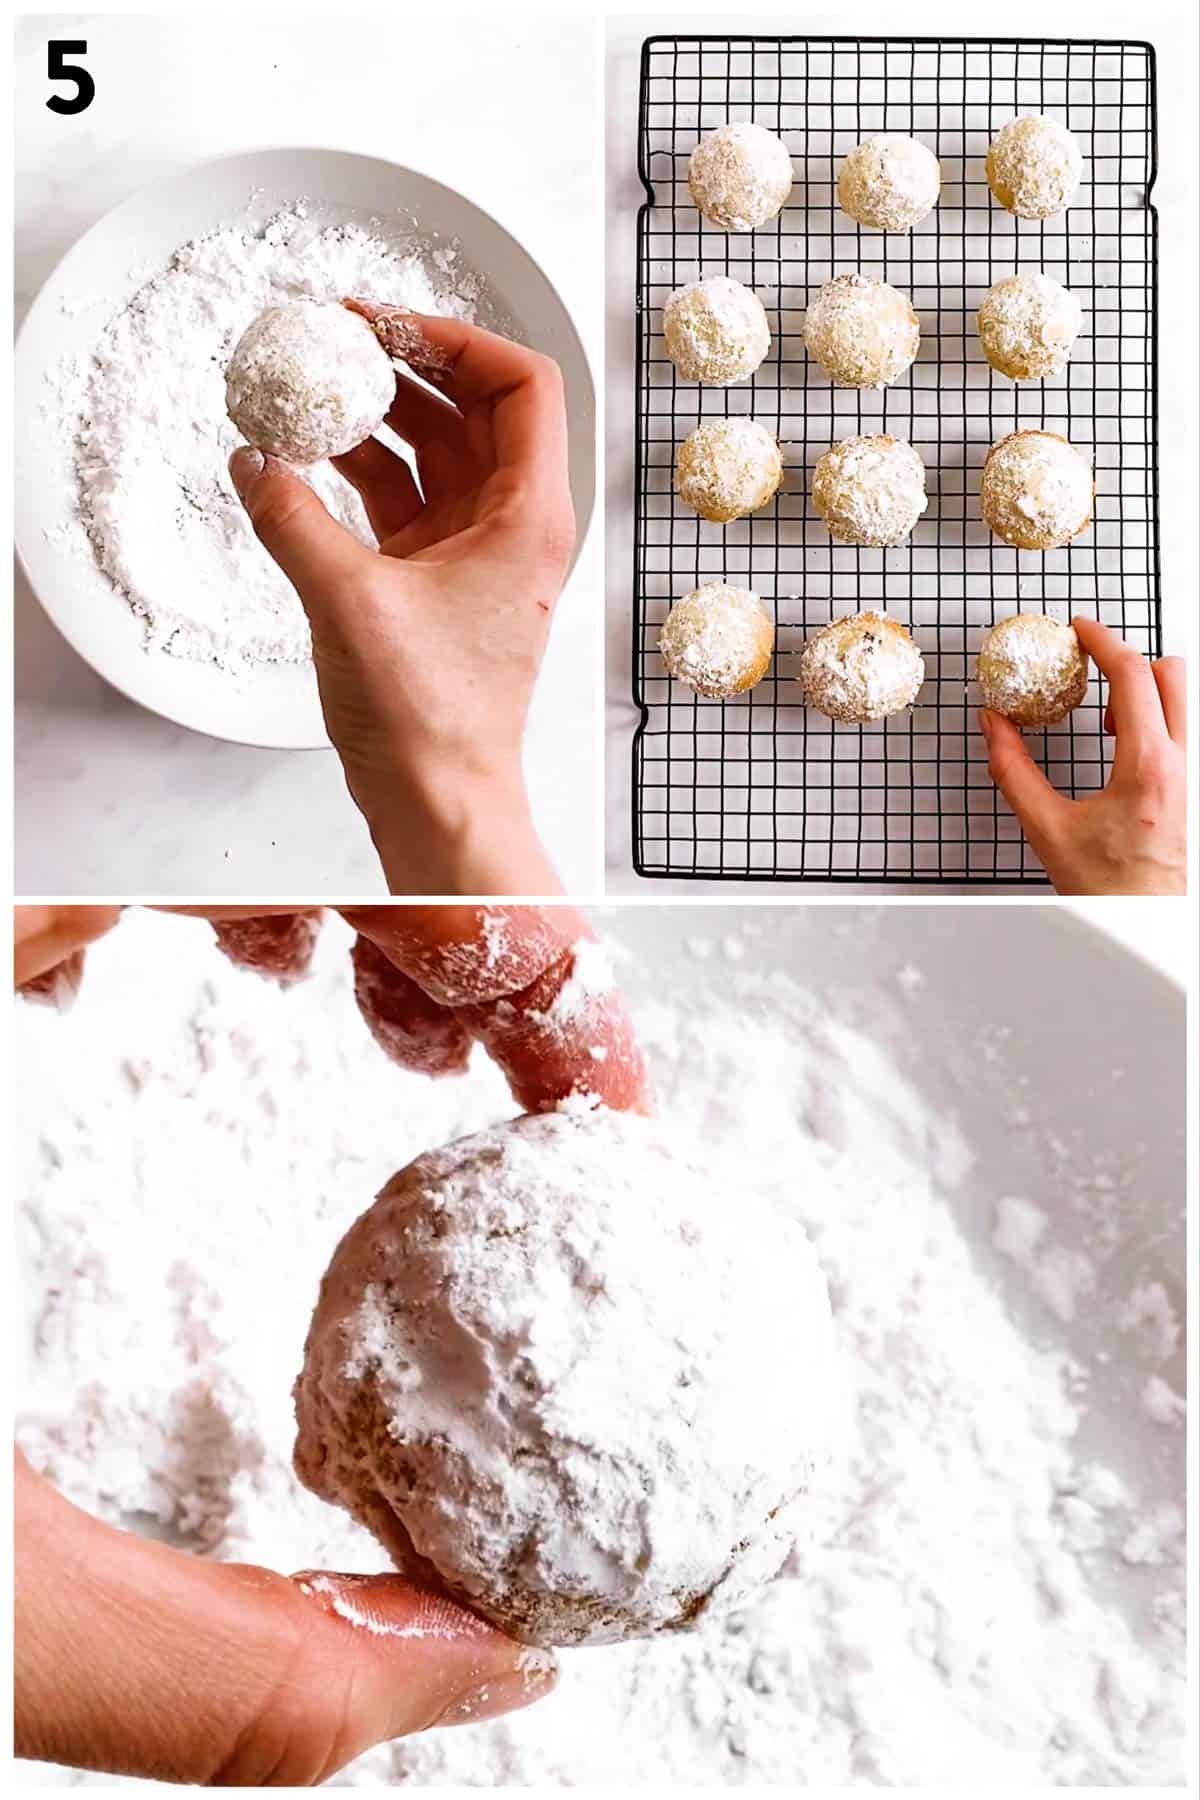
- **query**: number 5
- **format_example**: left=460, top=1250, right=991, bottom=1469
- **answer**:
left=46, top=39, right=95, bottom=115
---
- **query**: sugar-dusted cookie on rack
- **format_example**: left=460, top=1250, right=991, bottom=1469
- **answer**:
left=979, top=430, right=1094, bottom=550
left=799, top=612, right=925, bottom=723
left=977, top=272, right=1083, bottom=380
left=837, top=134, right=941, bottom=230
left=985, top=115, right=1082, bottom=219
left=803, top=274, right=919, bottom=388
left=977, top=614, right=1089, bottom=727
left=662, top=277, right=771, bottom=385
left=811, top=435, right=927, bottom=547
left=688, top=122, right=793, bottom=231
left=660, top=582, right=774, bottom=699
left=675, top=417, right=782, bottom=523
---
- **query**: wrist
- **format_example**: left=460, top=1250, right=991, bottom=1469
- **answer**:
left=361, top=768, right=562, bottom=897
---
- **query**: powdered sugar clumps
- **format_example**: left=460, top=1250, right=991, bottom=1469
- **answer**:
left=993, top=1195, right=1097, bottom=1322
left=48, top=203, right=478, bottom=672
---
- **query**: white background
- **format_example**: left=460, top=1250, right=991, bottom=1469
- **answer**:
left=605, top=8, right=1197, bottom=897
left=14, top=14, right=602, bottom=897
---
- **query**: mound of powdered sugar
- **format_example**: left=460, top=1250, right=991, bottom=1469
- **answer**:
left=43, top=203, right=478, bottom=672
left=14, top=912, right=1184, bottom=1787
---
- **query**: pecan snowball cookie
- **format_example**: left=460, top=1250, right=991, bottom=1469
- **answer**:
left=837, top=134, right=941, bottom=230
left=660, top=583, right=774, bottom=698
left=985, top=116, right=1083, bottom=220
left=811, top=435, right=928, bottom=547
left=293, top=1109, right=835, bottom=1649
left=675, top=417, right=782, bottom=523
left=662, top=277, right=771, bottom=385
left=803, top=274, right=919, bottom=388
left=977, top=614, right=1089, bottom=727
left=800, top=612, right=925, bottom=723
left=225, top=299, right=395, bottom=464
left=977, top=272, right=1083, bottom=380
left=688, top=122, right=793, bottom=231
left=980, top=430, right=1094, bottom=551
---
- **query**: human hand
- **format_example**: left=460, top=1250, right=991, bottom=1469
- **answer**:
left=14, top=905, right=122, bottom=995
left=15, top=906, right=647, bottom=1781
left=339, top=903, right=650, bottom=1114
left=14, top=1450, right=555, bottom=1785
left=979, top=617, right=1186, bottom=895
left=17, top=905, right=650, bottom=1113
left=227, top=308, right=576, bottom=899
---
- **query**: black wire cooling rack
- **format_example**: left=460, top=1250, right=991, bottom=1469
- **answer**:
left=631, top=36, right=1160, bottom=883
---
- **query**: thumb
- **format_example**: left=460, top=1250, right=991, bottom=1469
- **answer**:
left=16, top=1456, right=555, bottom=1786
left=979, top=709, right=1069, bottom=835
left=229, top=446, right=375, bottom=609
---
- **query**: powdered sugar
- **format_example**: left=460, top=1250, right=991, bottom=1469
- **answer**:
left=977, top=612, right=1090, bottom=726
left=687, top=122, right=793, bottom=232
left=294, top=1109, right=834, bottom=1647
left=799, top=611, right=925, bottom=723
left=44, top=202, right=478, bottom=673
left=802, top=272, right=920, bottom=389
left=994, top=1195, right=1098, bottom=1323
left=659, top=582, right=774, bottom=700
left=224, top=299, right=395, bottom=464
left=662, top=277, right=771, bottom=385
left=986, top=115, right=1083, bottom=220
left=837, top=133, right=941, bottom=231
left=810, top=433, right=928, bottom=548
left=980, top=431, right=1095, bottom=552
left=977, top=270, right=1083, bottom=381
left=14, top=911, right=1184, bottom=1786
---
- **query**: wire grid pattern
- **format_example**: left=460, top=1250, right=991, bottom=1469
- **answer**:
left=631, top=37, right=1160, bottom=882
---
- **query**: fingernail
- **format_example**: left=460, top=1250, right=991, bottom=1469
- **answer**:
left=18, top=950, right=86, bottom=1011
left=433, top=1645, right=559, bottom=1729
left=228, top=445, right=265, bottom=498
left=291, top=1571, right=559, bottom=1732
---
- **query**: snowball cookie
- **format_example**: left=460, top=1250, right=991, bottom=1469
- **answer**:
left=811, top=435, right=928, bottom=547
left=660, top=583, right=774, bottom=699
left=675, top=417, right=783, bottom=523
left=688, top=122, right=793, bottom=231
left=985, top=116, right=1083, bottom=220
left=977, top=614, right=1089, bottom=727
left=225, top=299, right=395, bottom=465
left=292, top=1109, right=834, bottom=1648
left=977, top=272, right=1083, bottom=380
left=799, top=612, right=925, bottom=723
left=837, top=134, right=941, bottom=230
left=979, top=430, right=1093, bottom=550
left=803, top=274, right=919, bottom=388
left=662, top=277, right=771, bottom=385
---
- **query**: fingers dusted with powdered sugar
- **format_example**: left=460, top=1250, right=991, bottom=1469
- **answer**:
left=340, top=905, right=581, bottom=1006
left=455, top=943, right=649, bottom=1117
left=14, top=907, right=123, bottom=997
left=210, top=910, right=325, bottom=985
left=344, top=906, right=651, bottom=1115
left=350, top=935, right=473, bottom=1079
left=18, top=904, right=651, bottom=1118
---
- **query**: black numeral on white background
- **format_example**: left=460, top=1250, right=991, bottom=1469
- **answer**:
left=46, top=40, right=95, bottom=115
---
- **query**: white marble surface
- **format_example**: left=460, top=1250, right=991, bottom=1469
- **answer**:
left=15, top=14, right=601, bottom=897
left=605, top=10, right=1195, bottom=896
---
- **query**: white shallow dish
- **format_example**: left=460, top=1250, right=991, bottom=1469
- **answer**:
left=14, top=148, right=595, bottom=750
left=599, top=899, right=1186, bottom=1610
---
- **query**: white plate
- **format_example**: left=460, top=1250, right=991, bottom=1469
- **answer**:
left=14, top=148, right=595, bottom=750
